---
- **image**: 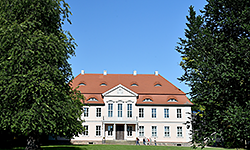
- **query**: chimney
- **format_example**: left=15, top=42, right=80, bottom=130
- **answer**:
left=103, top=70, right=107, bottom=75
left=81, top=70, right=85, bottom=75
left=133, top=70, right=137, bottom=76
left=154, top=71, right=158, bottom=76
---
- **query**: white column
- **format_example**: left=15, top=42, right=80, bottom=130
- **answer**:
left=103, top=123, right=105, bottom=138
left=124, top=123, right=127, bottom=140
left=136, top=123, right=138, bottom=138
left=113, top=123, right=116, bottom=140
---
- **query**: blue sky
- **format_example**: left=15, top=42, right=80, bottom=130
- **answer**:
left=63, top=0, right=207, bottom=97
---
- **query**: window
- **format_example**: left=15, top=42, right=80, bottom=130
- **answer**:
left=127, top=125, right=132, bottom=136
left=96, top=126, right=101, bottom=136
left=84, top=108, right=89, bottom=117
left=164, top=126, right=170, bottom=137
left=131, top=83, right=138, bottom=86
left=177, top=126, right=182, bottom=137
left=96, top=108, right=101, bottom=117
left=108, top=125, right=113, bottom=136
left=108, top=104, right=113, bottom=117
left=177, top=109, right=182, bottom=118
left=83, top=125, right=88, bottom=136
left=152, top=126, right=157, bottom=137
left=152, top=108, right=156, bottom=118
left=100, top=83, right=107, bottom=86
left=127, top=104, right=132, bottom=118
left=118, top=104, right=122, bottom=117
left=79, top=83, right=86, bottom=86
left=139, top=108, right=144, bottom=118
left=168, top=99, right=177, bottom=102
left=139, top=126, right=144, bottom=137
left=143, top=98, right=153, bottom=102
left=87, top=98, right=98, bottom=101
left=154, top=84, right=162, bottom=87
left=164, top=108, right=169, bottom=118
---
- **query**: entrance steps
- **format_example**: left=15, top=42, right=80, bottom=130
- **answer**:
left=104, top=140, right=136, bottom=145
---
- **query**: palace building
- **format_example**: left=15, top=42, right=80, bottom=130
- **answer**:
left=70, top=70, right=192, bottom=146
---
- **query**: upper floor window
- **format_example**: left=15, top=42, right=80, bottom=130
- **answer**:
left=139, top=108, right=144, bottom=118
left=177, top=126, right=182, bottom=137
left=152, top=126, right=157, bottom=137
left=164, top=126, right=170, bottom=137
left=152, top=108, right=156, bottom=118
left=154, top=83, right=162, bottom=87
left=100, top=83, right=107, bottom=86
left=84, top=108, right=89, bottom=117
left=168, top=99, right=177, bottom=102
left=118, top=104, right=122, bottom=117
left=131, top=83, right=138, bottom=86
left=143, top=98, right=153, bottom=102
left=96, top=108, right=101, bottom=117
left=87, top=98, right=98, bottom=101
left=164, top=108, right=169, bottom=118
left=108, top=104, right=113, bottom=117
left=177, top=109, right=182, bottom=118
left=79, top=83, right=86, bottom=86
left=127, top=104, right=132, bottom=118
left=83, top=125, right=88, bottom=136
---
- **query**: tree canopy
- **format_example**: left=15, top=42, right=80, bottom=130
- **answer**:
left=0, top=0, right=84, bottom=149
left=176, top=0, right=250, bottom=148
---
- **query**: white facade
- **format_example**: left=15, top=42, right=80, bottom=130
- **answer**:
left=72, top=83, right=192, bottom=146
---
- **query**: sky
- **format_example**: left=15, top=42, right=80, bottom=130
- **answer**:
left=63, top=0, right=207, bottom=97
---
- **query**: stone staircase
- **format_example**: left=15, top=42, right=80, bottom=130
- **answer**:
left=104, top=140, right=136, bottom=145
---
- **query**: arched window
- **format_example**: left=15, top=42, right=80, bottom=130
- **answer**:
left=167, top=99, right=177, bottom=102
left=87, top=98, right=98, bottom=101
left=154, top=83, right=162, bottom=87
left=79, top=83, right=86, bottom=86
left=143, top=98, right=153, bottom=102
left=131, top=83, right=138, bottom=87
left=100, top=83, right=107, bottom=86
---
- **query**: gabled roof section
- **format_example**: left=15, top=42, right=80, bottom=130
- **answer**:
left=102, top=84, right=138, bottom=97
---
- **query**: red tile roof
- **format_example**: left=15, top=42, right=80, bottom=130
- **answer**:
left=71, top=73, right=192, bottom=105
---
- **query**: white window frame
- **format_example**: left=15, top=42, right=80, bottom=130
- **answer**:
left=164, top=126, right=170, bottom=137
left=83, top=125, right=88, bottom=136
left=84, top=107, right=89, bottom=117
left=127, top=125, right=133, bottom=136
left=139, top=126, right=144, bottom=137
left=164, top=108, right=169, bottom=118
left=177, top=126, right=183, bottom=137
left=139, top=108, right=144, bottom=118
left=96, top=125, right=101, bottom=136
left=96, top=108, right=101, bottom=117
left=127, top=104, right=132, bottom=118
left=152, top=126, right=157, bottom=137
left=152, top=108, right=156, bottom=118
left=108, top=103, right=113, bottom=117
left=107, top=125, right=113, bottom=136
left=177, top=109, right=182, bottom=118
left=118, top=104, right=122, bottom=117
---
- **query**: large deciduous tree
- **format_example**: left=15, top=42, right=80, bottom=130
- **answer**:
left=176, top=0, right=250, bottom=148
left=0, top=0, right=84, bottom=149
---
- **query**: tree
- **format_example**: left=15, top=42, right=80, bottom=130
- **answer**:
left=0, top=0, right=84, bottom=149
left=176, top=0, right=250, bottom=148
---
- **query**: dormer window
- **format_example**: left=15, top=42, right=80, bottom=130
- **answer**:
left=167, top=99, right=177, bottom=102
left=131, top=83, right=138, bottom=87
left=154, top=84, right=162, bottom=87
left=79, top=83, right=86, bottom=86
left=87, top=98, right=98, bottom=101
left=100, top=83, right=107, bottom=86
left=143, top=98, right=153, bottom=102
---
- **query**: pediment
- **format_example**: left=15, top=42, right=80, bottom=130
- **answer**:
left=102, top=84, right=138, bottom=97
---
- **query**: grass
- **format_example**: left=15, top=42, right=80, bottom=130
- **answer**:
left=6, top=145, right=234, bottom=150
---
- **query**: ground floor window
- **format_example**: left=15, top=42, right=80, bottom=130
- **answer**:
left=152, top=126, right=157, bottom=137
left=108, top=125, right=113, bottom=136
left=96, top=125, right=101, bottom=136
left=177, top=126, right=182, bottom=137
left=139, top=126, right=144, bottom=137
left=83, top=125, right=88, bottom=136
left=127, top=125, right=132, bottom=136
left=164, top=126, right=170, bottom=137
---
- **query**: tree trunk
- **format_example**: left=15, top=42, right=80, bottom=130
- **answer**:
left=25, top=133, right=40, bottom=150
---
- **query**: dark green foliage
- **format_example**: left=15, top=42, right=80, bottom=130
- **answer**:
left=176, top=0, right=250, bottom=148
left=0, top=0, right=84, bottom=148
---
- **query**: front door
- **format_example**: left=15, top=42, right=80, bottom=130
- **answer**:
left=116, top=125, right=124, bottom=140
